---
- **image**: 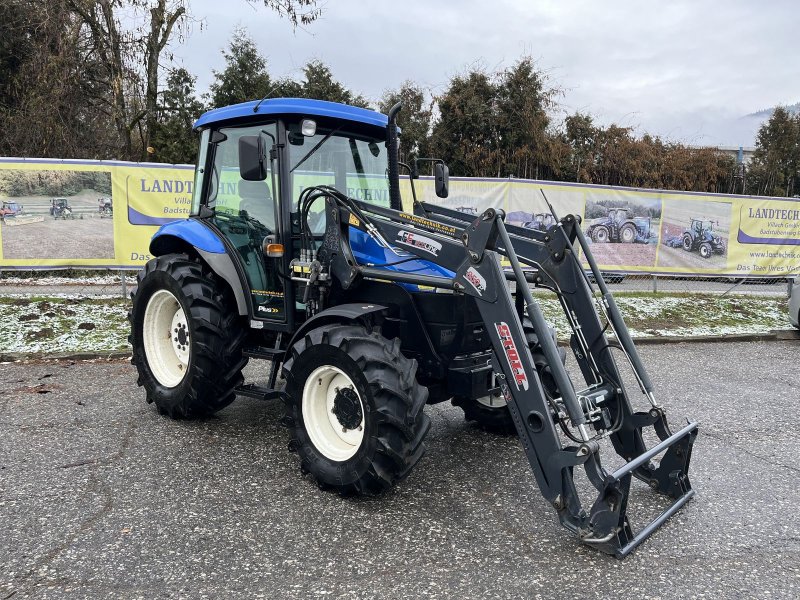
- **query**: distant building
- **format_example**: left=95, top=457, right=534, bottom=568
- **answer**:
left=714, top=145, right=756, bottom=165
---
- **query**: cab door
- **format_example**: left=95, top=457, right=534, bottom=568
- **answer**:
left=206, top=123, right=286, bottom=321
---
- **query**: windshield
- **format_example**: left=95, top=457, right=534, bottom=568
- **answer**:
left=288, top=128, right=390, bottom=207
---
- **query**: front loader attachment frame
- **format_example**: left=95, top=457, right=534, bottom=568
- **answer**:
left=315, top=191, right=697, bottom=557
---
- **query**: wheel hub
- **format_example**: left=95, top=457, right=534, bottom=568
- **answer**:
left=332, top=386, right=363, bottom=430
left=301, top=365, right=366, bottom=462
left=142, top=289, right=190, bottom=388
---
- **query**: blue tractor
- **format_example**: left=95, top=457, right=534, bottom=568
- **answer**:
left=128, top=98, right=697, bottom=556
left=585, top=207, right=651, bottom=243
left=682, top=218, right=725, bottom=258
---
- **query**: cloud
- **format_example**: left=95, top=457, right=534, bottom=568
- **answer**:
left=166, top=0, right=799, bottom=146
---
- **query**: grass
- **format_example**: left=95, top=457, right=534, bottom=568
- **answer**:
left=0, top=292, right=790, bottom=356
left=0, top=294, right=130, bottom=355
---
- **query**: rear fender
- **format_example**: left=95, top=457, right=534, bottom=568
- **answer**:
left=149, top=219, right=248, bottom=316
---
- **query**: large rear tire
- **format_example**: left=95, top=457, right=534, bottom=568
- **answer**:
left=620, top=223, right=637, bottom=243
left=282, top=324, right=430, bottom=495
left=129, top=253, right=248, bottom=418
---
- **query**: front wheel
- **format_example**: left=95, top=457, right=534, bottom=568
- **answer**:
left=454, top=348, right=565, bottom=435
left=129, top=253, right=248, bottom=418
left=592, top=226, right=610, bottom=243
left=282, top=324, right=431, bottom=495
left=699, top=242, right=712, bottom=258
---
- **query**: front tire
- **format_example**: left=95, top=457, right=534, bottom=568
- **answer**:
left=699, top=242, right=712, bottom=258
left=592, top=226, right=610, bottom=243
left=282, top=324, right=431, bottom=495
left=129, top=253, right=248, bottom=418
left=454, top=345, right=565, bottom=435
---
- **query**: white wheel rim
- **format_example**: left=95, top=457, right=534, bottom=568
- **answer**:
left=476, top=392, right=507, bottom=408
left=622, top=228, right=634, bottom=242
left=143, top=289, right=190, bottom=388
left=302, top=365, right=365, bottom=462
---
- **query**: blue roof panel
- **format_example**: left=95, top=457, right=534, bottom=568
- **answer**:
left=193, top=98, right=389, bottom=130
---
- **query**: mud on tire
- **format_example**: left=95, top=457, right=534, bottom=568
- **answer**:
left=129, top=253, right=248, bottom=418
left=282, top=324, right=431, bottom=495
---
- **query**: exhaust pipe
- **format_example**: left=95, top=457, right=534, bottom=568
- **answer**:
left=386, top=102, right=402, bottom=211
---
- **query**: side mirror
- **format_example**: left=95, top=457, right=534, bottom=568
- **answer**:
left=434, top=162, right=449, bottom=198
left=239, top=135, right=267, bottom=181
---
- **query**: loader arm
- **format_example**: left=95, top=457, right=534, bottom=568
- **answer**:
left=311, top=191, right=697, bottom=557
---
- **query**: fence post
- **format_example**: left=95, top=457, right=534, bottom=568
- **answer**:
left=652, top=274, right=658, bottom=294
left=120, top=270, right=127, bottom=299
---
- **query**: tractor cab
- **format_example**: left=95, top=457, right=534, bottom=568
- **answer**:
left=607, top=207, right=630, bottom=222
left=155, top=99, right=450, bottom=328
left=690, top=218, right=713, bottom=236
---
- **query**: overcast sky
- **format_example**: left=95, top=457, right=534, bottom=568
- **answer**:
left=170, top=0, right=800, bottom=147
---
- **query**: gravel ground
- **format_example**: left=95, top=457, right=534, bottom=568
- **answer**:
left=1, top=341, right=798, bottom=599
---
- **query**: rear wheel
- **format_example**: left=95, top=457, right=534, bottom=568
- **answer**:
left=620, top=223, right=637, bottom=243
left=592, top=226, right=610, bottom=243
left=129, top=253, right=248, bottom=418
left=282, top=324, right=431, bottom=495
left=682, top=234, right=693, bottom=251
left=699, top=242, right=712, bottom=258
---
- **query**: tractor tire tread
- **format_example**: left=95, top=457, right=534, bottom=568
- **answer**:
left=282, top=323, right=430, bottom=496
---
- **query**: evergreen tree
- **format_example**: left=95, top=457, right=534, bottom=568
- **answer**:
left=749, top=107, right=800, bottom=196
left=299, top=60, right=370, bottom=108
left=150, top=68, right=204, bottom=164
left=379, top=82, right=432, bottom=164
left=207, top=28, right=272, bottom=108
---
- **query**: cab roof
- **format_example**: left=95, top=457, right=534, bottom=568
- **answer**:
left=193, top=98, right=389, bottom=130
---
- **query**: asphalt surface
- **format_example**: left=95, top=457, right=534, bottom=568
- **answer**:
left=1, top=341, right=798, bottom=599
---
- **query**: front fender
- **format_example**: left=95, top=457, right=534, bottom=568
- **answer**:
left=285, top=304, right=388, bottom=352
left=149, top=218, right=248, bottom=316
left=150, top=219, right=226, bottom=255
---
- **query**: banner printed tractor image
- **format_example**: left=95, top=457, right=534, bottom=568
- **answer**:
left=667, top=218, right=725, bottom=258
left=98, top=197, right=113, bottom=217
left=128, top=98, right=697, bottom=558
left=585, top=207, right=652, bottom=243
left=50, top=198, right=75, bottom=220
left=1, top=200, right=45, bottom=226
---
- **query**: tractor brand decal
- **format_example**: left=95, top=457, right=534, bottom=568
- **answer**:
left=464, top=267, right=486, bottom=296
left=494, top=322, right=529, bottom=391
left=257, top=305, right=280, bottom=314
left=348, top=213, right=361, bottom=227
left=396, top=230, right=442, bottom=257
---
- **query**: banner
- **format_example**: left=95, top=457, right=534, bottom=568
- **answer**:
left=1, top=158, right=798, bottom=277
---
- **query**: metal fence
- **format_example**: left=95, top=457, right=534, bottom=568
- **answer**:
left=0, top=268, right=792, bottom=299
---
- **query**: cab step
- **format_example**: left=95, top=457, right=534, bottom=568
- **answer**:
left=234, top=384, right=287, bottom=402
left=242, top=346, right=285, bottom=361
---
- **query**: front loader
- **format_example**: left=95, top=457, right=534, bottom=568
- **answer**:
left=129, top=98, right=697, bottom=558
